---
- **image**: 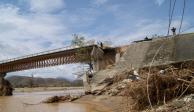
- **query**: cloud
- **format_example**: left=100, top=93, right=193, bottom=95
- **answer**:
left=29, top=0, right=65, bottom=13
left=0, top=5, right=68, bottom=52
left=0, top=4, right=76, bottom=79
left=0, top=2, right=100, bottom=79
left=92, top=0, right=109, bottom=6
left=155, top=0, right=165, bottom=6
left=88, top=19, right=190, bottom=46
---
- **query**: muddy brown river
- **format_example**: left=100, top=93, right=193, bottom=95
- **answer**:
left=0, top=90, right=111, bottom=112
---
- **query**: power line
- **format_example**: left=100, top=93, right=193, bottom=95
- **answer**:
left=181, top=25, right=194, bottom=33
left=167, top=0, right=172, bottom=36
left=167, top=0, right=177, bottom=36
left=178, top=0, right=186, bottom=34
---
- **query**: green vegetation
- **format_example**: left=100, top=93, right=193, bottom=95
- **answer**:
left=71, top=34, right=85, bottom=47
left=71, top=34, right=90, bottom=62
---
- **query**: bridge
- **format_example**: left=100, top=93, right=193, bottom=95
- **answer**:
left=0, top=43, right=128, bottom=96
left=0, top=44, right=126, bottom=77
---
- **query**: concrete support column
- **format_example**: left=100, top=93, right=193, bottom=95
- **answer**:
left=0, top=73, right=13, bottom=96
left=93, top=59, right=100, bottom=72
left=82, top=72, right=91, bottom=94
left=115, top=53, right=121, bottom=63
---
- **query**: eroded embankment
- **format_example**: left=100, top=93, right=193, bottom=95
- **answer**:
left=89, top=61, right=194, bottom=112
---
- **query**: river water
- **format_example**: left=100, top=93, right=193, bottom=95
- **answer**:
left=0, top=90, right=111, bottom=112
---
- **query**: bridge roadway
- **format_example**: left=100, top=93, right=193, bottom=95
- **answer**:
left=0, top=44, right=107, bottom=75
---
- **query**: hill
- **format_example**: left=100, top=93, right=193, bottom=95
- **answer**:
left=6, top=76, right=83, bottom=88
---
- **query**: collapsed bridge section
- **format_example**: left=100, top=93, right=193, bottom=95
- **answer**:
left=0, top=45, right=103, bottom=74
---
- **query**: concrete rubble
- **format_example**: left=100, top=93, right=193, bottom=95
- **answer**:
left=91, top=69, right=135, bottom=96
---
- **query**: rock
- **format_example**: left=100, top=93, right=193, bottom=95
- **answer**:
left=109, top=88, right=119, bottom=96
left=91, top=83, right=109, bottom=94
left=122, top=79, right=131, bottom=83
left=159, top=70, right=165, bottom=75
left=69, top=96, right=79, bottom=101
left=0, top=77, right=13, bottom=96
left=43, top=96, right=60, bottom=103
left=171, top=100, right=186, bottom=109
left=43, top=95, right=81, bottom=103
left=184, top=97, right=192, bottom=103
left=183, top=94, right=194, bottom=103
left=99, top=77, right=113, bottom=85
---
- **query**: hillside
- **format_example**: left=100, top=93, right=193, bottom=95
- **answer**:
left=6, top=76, right=83, bottom=88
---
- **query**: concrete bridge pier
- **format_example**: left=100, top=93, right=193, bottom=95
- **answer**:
left=0, top=73, right=13, bottom=96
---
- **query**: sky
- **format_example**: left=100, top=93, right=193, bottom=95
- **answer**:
left=0, top=0, right=194, bottom=80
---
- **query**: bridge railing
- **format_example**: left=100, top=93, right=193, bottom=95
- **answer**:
left=0, top=43, right=96, bottom=64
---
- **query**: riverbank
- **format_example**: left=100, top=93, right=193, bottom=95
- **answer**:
left=74, top=95, right=130, bottom=112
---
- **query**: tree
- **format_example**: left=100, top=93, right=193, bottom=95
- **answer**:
left=71, top=34, right=89, bottom=62
left=71, top=34, right=85, bottom=47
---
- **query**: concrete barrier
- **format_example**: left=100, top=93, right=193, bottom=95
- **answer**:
left=117, top=33, right=194, bottom=69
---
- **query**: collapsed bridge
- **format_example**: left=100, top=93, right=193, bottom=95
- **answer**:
left=0, top=44, right=127, bottom=76
left=0, top=43, right=128, bottom=96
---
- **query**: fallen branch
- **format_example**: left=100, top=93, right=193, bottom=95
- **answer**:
left=177, top=78, right=191, bottom=84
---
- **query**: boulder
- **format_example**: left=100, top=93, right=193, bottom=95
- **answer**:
left=0, top=77, right=13, bottom=96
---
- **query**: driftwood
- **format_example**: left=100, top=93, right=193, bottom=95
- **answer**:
left=43, top=95, right=81, bottom=103
left=177, top=78, right=191, bottom=84
left=122, top=64, right=194, bottom=110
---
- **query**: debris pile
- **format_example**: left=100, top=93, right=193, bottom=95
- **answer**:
left=144, top=94, right=194, bottom=112
left=91, top=61, right=194, bottom=111
left=123, top=63, right=194, bottom=110
left=101, top=79, right=131, bottom=96
left=43, top=95, right=82, bottom=103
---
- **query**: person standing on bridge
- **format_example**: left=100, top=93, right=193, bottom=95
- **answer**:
left=89, top=63, right=93, bottom=73
left=171, top=27, right=176, bottom=35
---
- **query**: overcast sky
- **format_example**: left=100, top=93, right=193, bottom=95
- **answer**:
left=0, top=0, right=194, bottom=80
